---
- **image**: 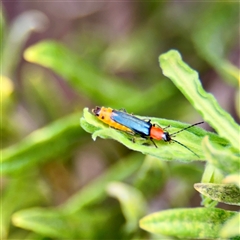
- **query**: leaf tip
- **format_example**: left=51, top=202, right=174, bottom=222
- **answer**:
left=23, top=46, right=36, bottom=62
left=159, top=49, right=181, bottom=63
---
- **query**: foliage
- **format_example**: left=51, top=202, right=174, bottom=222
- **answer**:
left=1, top=2, right=239, bottom=240
left=82, top=49, right=239, bottom=239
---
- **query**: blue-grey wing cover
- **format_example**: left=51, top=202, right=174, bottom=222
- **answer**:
left=111, top=110, right=151, bottom=136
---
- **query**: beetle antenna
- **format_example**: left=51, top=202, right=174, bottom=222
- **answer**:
left=170, top=121, right=204, bottom=137
left=171, top=139, right=199, bottom=158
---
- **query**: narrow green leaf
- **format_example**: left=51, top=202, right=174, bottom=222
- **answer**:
left=139, top=208, right=237, bottom=238
left=21, top=232, right=51, bottom=240
left=200, top=162, right=224, bottom=207
left=192, top=3, right=239, bottom=85
left=201, top=162, right=224, bottom=184
left=81, top=108, right=228, bottom=162
left=1, top=112, right=83, bottom=175
left=159, top=50, right=240, bottom=150
left=23, top=41, right=137, bottom=108
left=1, top=176, right=47, bottom=239
left=62, top=153, right=144, bottom=213
left=8, top=232, right=42, bottom=240
left=11, top=155, right=144, bottom=238
left=23, top=40, right=175, bottom=113
left=220, top=213, right=240, bottom=238
left=202, top=136, right=240, bottom=174
left=223, top=174, right=240, bottom=188
left=22, top=65, right=68, bottom=120
left=12, top=208, right=113, bottom=239
left=194, top=183, right=240, bottom=206
left=133, top=155, right=168, bottom=197
left=106, top=181, right=147, bottom=233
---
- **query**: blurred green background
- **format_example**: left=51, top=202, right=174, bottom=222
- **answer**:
left=1, top=2, right=239, bottom=239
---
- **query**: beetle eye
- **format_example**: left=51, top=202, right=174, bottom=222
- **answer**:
left=92, top=106, right=101, bottom=116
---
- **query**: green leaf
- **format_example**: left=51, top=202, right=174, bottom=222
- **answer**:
left=194, top=183, right=240, bottom=206
left=133, top=155, right=168, bottom=197
left=12, top=208, right=114, bottom=239
left=219, top=213, right=240, bottom=239
left=22, top=65, right=68, bottom=120
left=23, top=41, right=175, bottom=112
left=81, top=108, right=227, bottom=162
left=106, top=181, right=147, bottom=233
left=23, top=41, right=135, bottom=107
left=1, top=176, right=47, bottom=239
left=62, top=153, right=144, bottom=213
left=192, top=3, right=239, bottom=85
left=202, top=136, right=240, bottom=174
left=200, top=162, right=224, bottom=207
left=139, top=207, right=237, bottom=238
left=223, top=174, right=240, bottom=188
left=201, top=162, right=224, bottom=184
left=1, top=112, right=83, bottom=175
left=11, top=155, right=145, bottom=238
left=159, top=50, right=240, bottom=150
